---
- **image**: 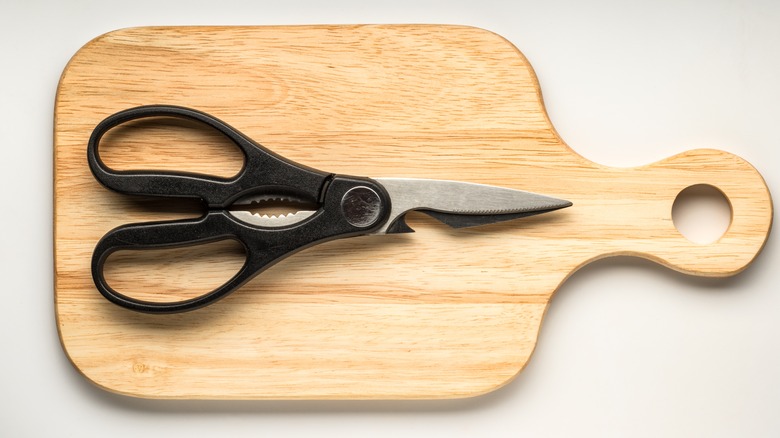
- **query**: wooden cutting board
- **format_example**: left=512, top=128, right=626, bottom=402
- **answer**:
left=54, top=25, right=773, bottom=399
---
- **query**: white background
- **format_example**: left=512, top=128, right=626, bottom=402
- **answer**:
left=1, top=1, right=778, bottom=437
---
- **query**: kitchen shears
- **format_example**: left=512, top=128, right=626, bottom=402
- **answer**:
left=88, top=105, right=572, bottom=314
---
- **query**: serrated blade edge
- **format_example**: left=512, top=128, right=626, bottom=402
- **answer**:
left=372, top=177, right=571, bottom=234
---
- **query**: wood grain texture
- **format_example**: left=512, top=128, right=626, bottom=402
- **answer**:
left=54, top=25, right=773, bottom=399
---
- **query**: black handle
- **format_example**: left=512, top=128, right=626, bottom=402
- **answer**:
left=91, top=211, right=260, bottom=313
left=91, top=176, right=392, bottom=314
left=87, top=105, right=330, bottom=208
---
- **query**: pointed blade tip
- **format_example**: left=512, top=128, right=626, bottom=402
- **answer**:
left=550, top=198, right=573, bottom=211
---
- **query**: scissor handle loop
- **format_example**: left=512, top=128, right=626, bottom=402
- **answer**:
left=91, top=212, right=260, bottom=313
left=87, top=105, right=328, bottom=207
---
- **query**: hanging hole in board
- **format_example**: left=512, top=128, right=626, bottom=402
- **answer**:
left=672, top=184, right=732, bottom=244
left=98, top=116, right=245, bottom=178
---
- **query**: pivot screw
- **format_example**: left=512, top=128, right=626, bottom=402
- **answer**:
left=341, top=186, right=382, bottom=228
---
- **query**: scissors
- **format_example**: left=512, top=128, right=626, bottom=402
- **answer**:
left=88, top=105, right=572, bottom=314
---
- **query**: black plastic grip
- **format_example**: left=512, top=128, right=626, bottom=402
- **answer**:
left=87, top=105, right=330, bottom=208
left=91, top=212, right=258, bottom=313
left=90, top=176, right=392, bottom=314
left=88, top=106, right=392, bottom=313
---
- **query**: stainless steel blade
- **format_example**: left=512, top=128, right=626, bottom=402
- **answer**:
left=372, top=177, right=572, bottom=234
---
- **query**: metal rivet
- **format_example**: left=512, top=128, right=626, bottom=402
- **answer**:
left=341, top=186, right=382, bottom=228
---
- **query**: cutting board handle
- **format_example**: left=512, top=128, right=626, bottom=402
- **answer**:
left=582, top=148, right=773, bottom=277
